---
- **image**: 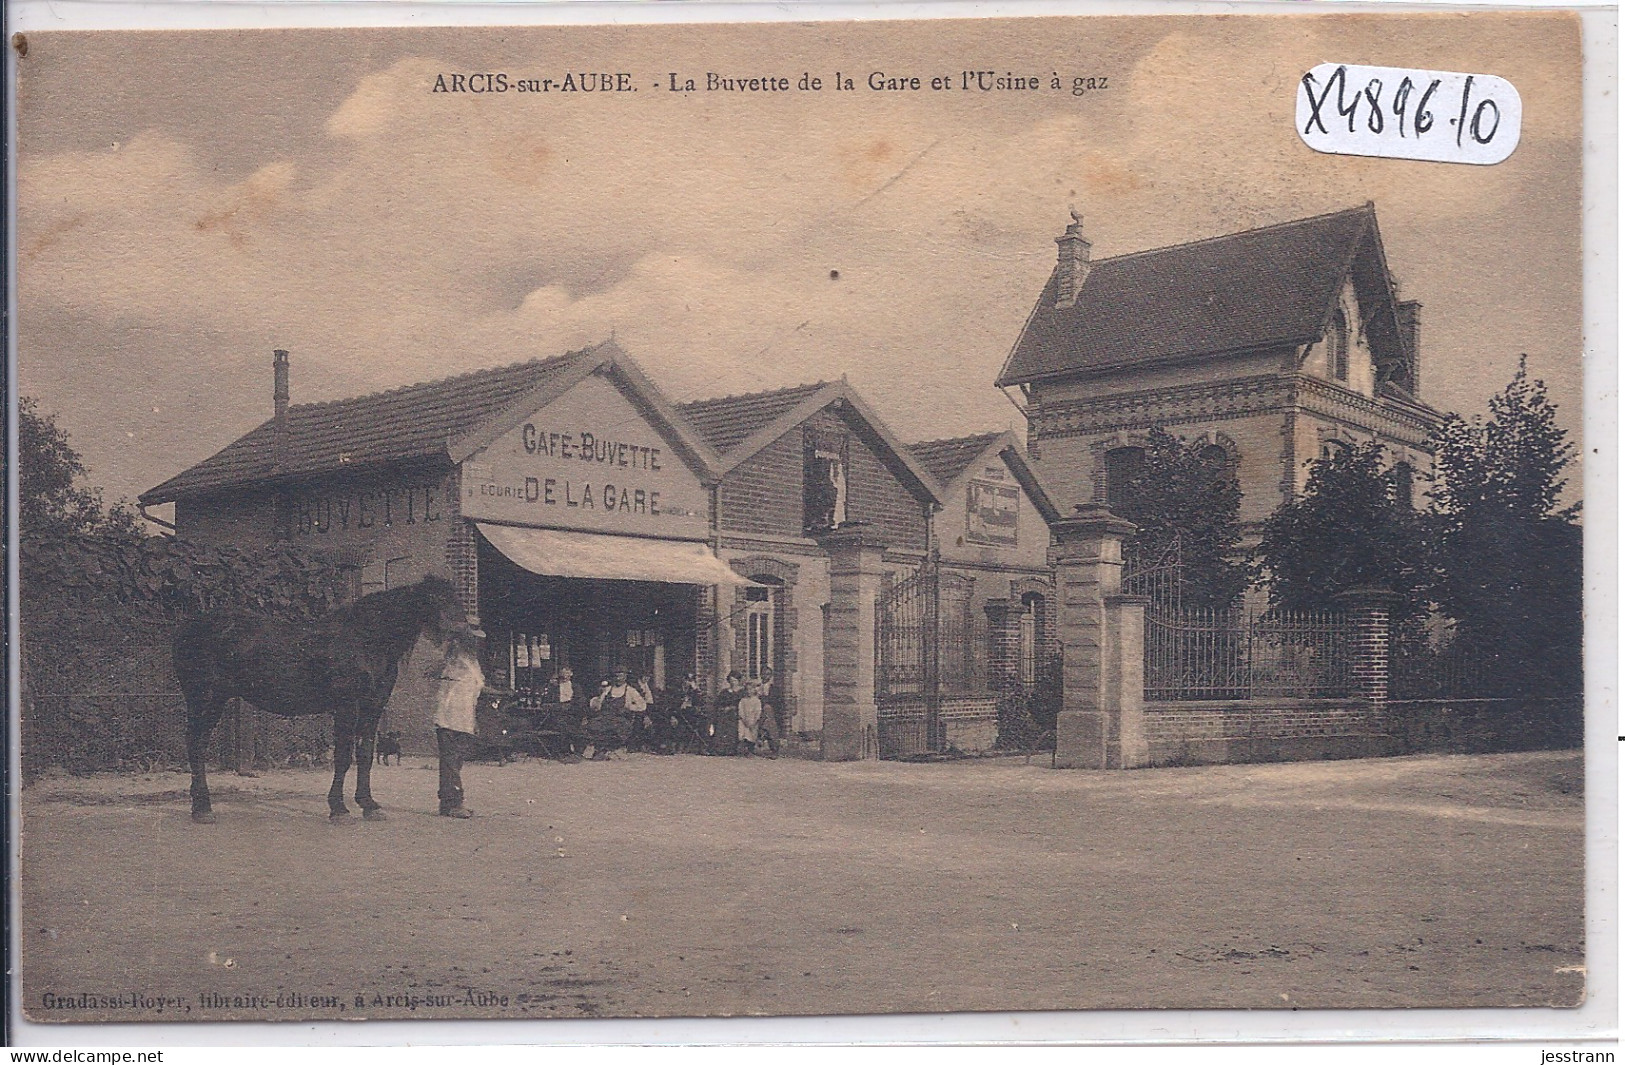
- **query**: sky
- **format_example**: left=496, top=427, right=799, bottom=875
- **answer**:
left=15, top=14, right=1584, bottom=514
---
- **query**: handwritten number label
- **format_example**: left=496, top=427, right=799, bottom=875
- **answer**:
left=1297, top=63, right=1521, bottom=165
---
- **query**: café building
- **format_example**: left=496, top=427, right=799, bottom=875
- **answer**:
left=141, top=340, right=1059, bottom=757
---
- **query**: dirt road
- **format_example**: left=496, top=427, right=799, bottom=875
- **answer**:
left=19, top=750, right=1585, bottom=1022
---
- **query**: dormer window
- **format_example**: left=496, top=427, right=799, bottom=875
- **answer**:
left=1330, top=308, right=1350, bottom=382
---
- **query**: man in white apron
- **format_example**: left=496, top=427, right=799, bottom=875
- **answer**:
left=429, top=624, right=485, bottom=818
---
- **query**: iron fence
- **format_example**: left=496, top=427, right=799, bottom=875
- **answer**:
left=1144, top=605, right=1354, bottom=701
left=1122, top=564, right=1181, bottom=611
left=875, top=560, right=941, bottom=757
left=876, top=563, right=937, bottom=702
left=1389, top=640, right=1494, bottom=701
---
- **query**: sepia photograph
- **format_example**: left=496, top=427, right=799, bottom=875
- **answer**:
left=10, top=9, right=1600, bottom=1033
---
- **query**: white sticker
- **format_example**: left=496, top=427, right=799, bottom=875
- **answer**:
left=1297, top=63, right=1522, bottom=165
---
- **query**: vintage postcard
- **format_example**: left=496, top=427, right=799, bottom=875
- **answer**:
left=11, top=8, right=1602, bottom=1035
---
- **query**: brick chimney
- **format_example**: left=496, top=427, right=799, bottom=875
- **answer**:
left=272, top=349, right=290, bottom=469
left=1054, top=208, right=1091, bottom=309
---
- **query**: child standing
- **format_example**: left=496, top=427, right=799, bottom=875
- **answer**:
left=736, top=680, right=765, bottom=756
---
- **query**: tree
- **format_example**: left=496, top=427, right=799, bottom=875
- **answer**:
left=19, top=396, right=141, bottom=540
left=1112, top=427, right=1246, bottom=609
left=1256, top=441, right=1428, bottom=619
left=1428, top=358, right=1582, bottom=698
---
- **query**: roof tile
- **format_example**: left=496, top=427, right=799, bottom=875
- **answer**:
left=678, top=381, right=831, bottom=455
left=144, top=349, right=591, bottom=502
left=907, top=432, right=1006, bottom=488
left=998, top=206, right=1374, bottom=385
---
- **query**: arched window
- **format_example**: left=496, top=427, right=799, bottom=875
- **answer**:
left=1320, top=438, right=1352, bottom=462
left=1329, top=308, right=1350, bottom=382
left=1103, top=446, right=1146, bottom=511
left=1391, top=462, right=1415, bottom=509
left=1198, top=442, right=1239, bottom=487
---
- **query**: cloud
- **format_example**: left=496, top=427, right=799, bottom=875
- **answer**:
left=326, top=57, right=442, bottom=141
left=15, top=20, right=1585, bottom=509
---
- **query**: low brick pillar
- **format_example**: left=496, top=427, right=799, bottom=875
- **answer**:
left=1334, top=587, right=1398, bottom=709
left=816, top=523, right=889, bottom=761
left=1052, top=504, right=1149, bottom=769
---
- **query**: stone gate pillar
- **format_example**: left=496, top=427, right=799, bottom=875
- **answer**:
left=816, top=523, right=888, bottom=761
left=1052, top=504, right=1150, bottom=769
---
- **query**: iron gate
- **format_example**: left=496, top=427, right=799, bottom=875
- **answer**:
left=875, top=557, right=941, bottom=758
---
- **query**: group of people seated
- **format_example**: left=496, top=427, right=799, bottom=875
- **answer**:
left=523, top=666, right=784, bottom=760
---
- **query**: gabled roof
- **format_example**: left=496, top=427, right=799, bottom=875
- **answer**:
left=143, top=341, right=722, bottom=503
left=997, top=205, right=1389, bottom=386
left=680, top=382, right=832, bottom=456
left=908, top=431, right=1007, bottom=488
left=678, top=380, right=944, bottom=507
left=907, top=430, right=1061, bottom=525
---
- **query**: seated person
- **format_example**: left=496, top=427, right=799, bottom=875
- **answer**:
left=524, top=666, right=587, bottom=760
left=626, top=673, right=661, bottom=752
left=656, top=674, right=705, bottom=754
left=546, top=667, right=582, bottom=713
left=583, top=668, right=645, bottom=759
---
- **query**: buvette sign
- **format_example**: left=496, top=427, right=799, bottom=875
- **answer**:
left=460, top=373, right=710, bottom=539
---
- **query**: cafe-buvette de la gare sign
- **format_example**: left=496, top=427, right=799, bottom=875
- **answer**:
left=459, top=373, right=710, bottom=540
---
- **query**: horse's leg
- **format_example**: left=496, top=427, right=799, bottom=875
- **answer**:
left=328, top=716, right=354, bottom=819
left=354, top=708, right=385, bottom=821
left=185, top=693, right=228, bottom=824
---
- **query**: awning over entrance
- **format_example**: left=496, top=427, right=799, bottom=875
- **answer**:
left=476, top=523, right=759, bottom=587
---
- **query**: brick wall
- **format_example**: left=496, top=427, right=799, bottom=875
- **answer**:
left=877, top=695, right=1000, bottom=754
left=175, top=492, right=283, bottom=549
left=720, top=431, right=804, bottom=538
left=1030, top=409, right=1290, bottom=526
left=840, top=412, right=929, bottom=550
left=718, top=405, right=930, bottom=549
left=174, top=460, right=462, bottom=589
left=1144, top=698, right=1384, bottom=765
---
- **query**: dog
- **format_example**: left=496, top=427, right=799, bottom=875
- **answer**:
left=374, top=731, right=403, bottom=766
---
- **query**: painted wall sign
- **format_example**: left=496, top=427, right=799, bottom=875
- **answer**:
left=288, top=475, right=449, bottom=537
left=460, top=372, right=710, bottom=539
left=966, top=479, right=1019, bottom=546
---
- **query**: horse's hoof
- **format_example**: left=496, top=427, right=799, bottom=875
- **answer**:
left=329, top=809, right=352, bottom=820
left=191, top=810, right=217, bottom=825
left=362, top=808, right=388, bottom=822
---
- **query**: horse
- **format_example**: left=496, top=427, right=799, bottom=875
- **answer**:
left=173, top=574, right=465, bottom=823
